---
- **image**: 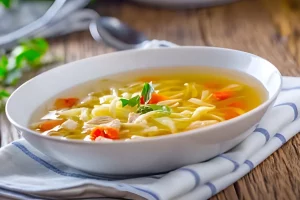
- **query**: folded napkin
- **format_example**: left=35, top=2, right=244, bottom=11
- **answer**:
left=0, top=76, right=300, bottom=200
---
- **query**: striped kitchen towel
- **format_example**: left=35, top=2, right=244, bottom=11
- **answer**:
left=0, top=76, right=299, bottom=200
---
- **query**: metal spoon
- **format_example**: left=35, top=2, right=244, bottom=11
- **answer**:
left=89, top=16, right=177, bottom=50
left=89, top=17, right=148, bottom=50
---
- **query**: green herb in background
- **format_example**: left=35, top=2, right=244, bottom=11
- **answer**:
left=0, top=38, right=49, bottom=111
left=0, top=0, right=11, bottom=8
left=0, top=90, right=9, bottom=111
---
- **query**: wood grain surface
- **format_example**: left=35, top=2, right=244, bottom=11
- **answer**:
left=1, top=0, right=300, bottom=199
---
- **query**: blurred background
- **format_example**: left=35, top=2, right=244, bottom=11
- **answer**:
left=0, top=0, right=299, bottom=100
left=0, top=0, right=300, bottom=107
left=0, top=0, right=299, bottom=57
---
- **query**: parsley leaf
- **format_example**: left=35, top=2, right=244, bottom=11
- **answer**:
left=120, top=99, right=129, bottom=107
left=136, top=106, right=153, bottom=114
left=141, top=82, right=154, bottom=104
left=137, top=104, right=171, bottom=114
left=120, top=95, right=140, bottom=107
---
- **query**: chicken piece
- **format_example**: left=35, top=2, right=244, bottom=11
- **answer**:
left=105, top=119, right=121, bottom=130
left=86, top=116, right=114, bottom=125
left=79, top=108, right=90, bottom=122
left=61, top=119, right=78, bottom=130
left=84, top=117, right=121, bottom=132
left=128, top=112, right=140, bottom=123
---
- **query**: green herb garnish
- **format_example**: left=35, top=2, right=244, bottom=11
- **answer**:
left=137, top=104, right=171, bottom=114
left=119, top=82, right=171, bottom=115
left=136, top=106, right=153, bottom=114
left=141, top=82, right=154, bottom=104
left=120, top=95, right=140, bottom=107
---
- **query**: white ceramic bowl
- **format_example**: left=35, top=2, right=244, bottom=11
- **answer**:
left=6, top=47, right=281, bottom=175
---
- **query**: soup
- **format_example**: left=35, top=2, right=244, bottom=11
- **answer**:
left=30, top=73, right=266, bottom=141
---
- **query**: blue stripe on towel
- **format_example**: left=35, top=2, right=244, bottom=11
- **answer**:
left=275, top=103, right=298, bottom=121
left=206, top=182, right=217, bottom=195
left=179, top=168, right=201, bottom=188
left=274, top=133, right=287, bottom=144
left=254, top=128, right=270, bottom=142
left=244, top=160, right=254, bottom=170
left=218, top=154, right=239, bottom=171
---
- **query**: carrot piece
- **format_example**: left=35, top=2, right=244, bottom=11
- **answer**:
left=212, top=91, right=234, bottom=101
left=39, top=119, right=64, bottom=132
left=90, top=128, right=105, bottom=141
left=103, top=127, right=119, bottom=139
left=149, top=93, right=168, bottom=104
left=54, top=98, right=79, bottom=109
left=140, top=96, right=145, bottom=104
left=228, top=101, right=246, bottom=109
left=90, top=127, right=119, bottom=140
left=140, top=93, right=168, bottom=104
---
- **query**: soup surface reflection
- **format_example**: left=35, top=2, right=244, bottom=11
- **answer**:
left=30, top=73, right=266, bottom=141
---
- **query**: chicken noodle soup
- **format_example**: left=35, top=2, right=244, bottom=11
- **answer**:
left=30, top=73, right=266, bottom=141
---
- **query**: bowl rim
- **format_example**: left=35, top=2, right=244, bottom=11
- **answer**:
left=6, top=46, right=283, bottom=145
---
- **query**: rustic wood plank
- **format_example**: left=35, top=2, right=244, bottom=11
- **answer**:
left=263, top=0, right=300, bottom=66
left=95, top=1, right=206, bottom=46
left=210, top=185, right=239, bottom=200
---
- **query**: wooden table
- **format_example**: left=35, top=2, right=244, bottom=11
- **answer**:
left=1, top=0, right=300, bottom=199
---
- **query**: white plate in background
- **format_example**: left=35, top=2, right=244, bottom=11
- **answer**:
left=130, top=0, right=239, bottom=8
